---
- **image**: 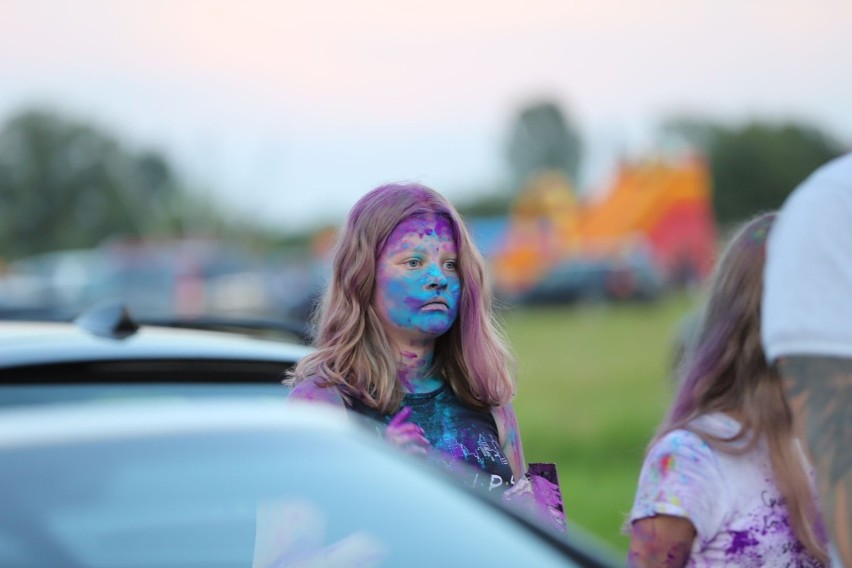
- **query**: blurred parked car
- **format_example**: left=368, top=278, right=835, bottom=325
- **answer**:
left=88, top=238, right=279, bottom=319
left=0, top=400, right=620, bottom=567
left=0, top=302, right=623, bottom=567
left=516, top=252, right=664, bottom=306
left=0, top=248, right=106, bottom=317
left=0, top=239, right=315, bottom=323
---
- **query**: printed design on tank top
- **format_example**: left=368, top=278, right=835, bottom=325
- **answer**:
left=350, top=382, right=515, bottom=492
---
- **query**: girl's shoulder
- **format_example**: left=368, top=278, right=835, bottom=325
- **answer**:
left=650, top=413, right=743, bottom=457
left=687, top=412, right=743, bottom=440
left=489, top=402, right=518, bottom=436
left=650, top=427, right=716, bottom=466
left=286, top=375, right=346, bottom=408
left=645, top=422, right=725, bottom=484
left=633, top=424, right=727, bottom=535
left=644, top=413, right=748, bottom=487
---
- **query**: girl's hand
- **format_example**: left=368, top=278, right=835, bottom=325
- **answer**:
left=503, top=476, right=533, bottom=499
left=385, top=406, right=430, bottom=455
left=503, top=474, right=567, bottom=534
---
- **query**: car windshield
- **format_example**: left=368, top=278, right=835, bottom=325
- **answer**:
left=0, top=414, right=580, bottom=568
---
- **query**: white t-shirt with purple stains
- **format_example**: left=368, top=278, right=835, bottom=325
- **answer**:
left=630, top=413, right=825, bottom=567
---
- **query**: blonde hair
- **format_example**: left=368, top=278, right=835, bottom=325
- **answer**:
left=285, top=183, right=516, bottom=413
left=654, top=212, right=827, bottom=563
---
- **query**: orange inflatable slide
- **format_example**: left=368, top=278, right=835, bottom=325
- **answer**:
left=490, top=154, right=717, bottom=299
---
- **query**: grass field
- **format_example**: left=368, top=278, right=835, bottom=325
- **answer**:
left=501, top=292, right=699, bottom=556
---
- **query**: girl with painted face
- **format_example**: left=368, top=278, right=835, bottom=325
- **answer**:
left=627, top=213, right=828, bottom=567
left=285, top=183, right=525, bottom=494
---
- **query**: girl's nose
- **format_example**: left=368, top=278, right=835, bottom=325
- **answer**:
left=425, top=266, right=448, bottom=290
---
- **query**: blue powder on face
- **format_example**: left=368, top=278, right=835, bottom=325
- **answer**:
left=375, top=215, right=461, bottom=339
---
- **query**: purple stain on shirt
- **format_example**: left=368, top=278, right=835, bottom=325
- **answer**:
left=726, top=529, right=758, bottom=555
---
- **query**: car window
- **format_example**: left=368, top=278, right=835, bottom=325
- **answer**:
left=0, top=427, right=582, bottom=567
left=0, top=357, right=297, bottom=409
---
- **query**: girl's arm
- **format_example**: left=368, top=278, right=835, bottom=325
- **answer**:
left=628, top=515, right=695, bottom=568
left=492, top=403, right=525, bottom=481
left=495, top=405, right=566, bottom=533
left=286, top=376, right=346, bottom=407
left=628, top=429, right=716, bottom=568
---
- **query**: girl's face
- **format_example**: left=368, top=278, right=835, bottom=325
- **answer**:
left=374, top=214, right=461, bottom=347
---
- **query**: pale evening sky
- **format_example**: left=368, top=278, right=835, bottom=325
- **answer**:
left=1, top=0, right=850, bottom=232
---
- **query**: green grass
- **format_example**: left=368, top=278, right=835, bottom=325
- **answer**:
left=501, top=293, right=698, bottom=554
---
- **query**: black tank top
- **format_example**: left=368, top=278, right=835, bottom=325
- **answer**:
left=348, top=382, right=515, bottom=493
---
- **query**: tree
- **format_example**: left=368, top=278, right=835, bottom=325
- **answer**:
left=663, top=117, right=846, bottom=224
left=506, top=100, right=583, bottom=190
left=0, top=109, right=182, bottom=259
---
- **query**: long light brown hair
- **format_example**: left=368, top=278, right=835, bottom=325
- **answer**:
left=285, top=183, right=516, bottom=413
left=655, top=212, right=827, bottom=563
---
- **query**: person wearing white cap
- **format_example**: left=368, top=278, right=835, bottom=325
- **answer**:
left=762, top=152, right=852, bottom=567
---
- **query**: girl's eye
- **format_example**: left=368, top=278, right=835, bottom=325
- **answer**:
left=405, top=259, right=422, bottom=268
left=444, top=260, right=457, bottom=271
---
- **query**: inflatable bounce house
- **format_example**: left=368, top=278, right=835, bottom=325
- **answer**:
left=488, top=154, right=717, bottom=303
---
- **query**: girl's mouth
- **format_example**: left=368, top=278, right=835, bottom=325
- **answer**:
left=421, top=300, right=449, bottom=311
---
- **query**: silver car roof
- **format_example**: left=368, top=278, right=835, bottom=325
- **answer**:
left=0, top=321, right=313, bottom=368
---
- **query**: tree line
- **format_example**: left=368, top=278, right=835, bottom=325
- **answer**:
left=1, top=105, right=847, bottom=261
left=0, top=109, right=288, bottom=262
left=460, top=101, right=847, bottom=226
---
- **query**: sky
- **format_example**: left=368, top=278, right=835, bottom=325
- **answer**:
left=1, top=0, right=851, bottom=233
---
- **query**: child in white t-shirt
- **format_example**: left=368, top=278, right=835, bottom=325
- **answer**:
left=627, top=213, right=828, bottom=567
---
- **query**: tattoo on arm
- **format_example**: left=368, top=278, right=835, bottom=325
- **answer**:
left=778, top=356, right=852, bottom=563
left=781, top=357, right=852, bottom=485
